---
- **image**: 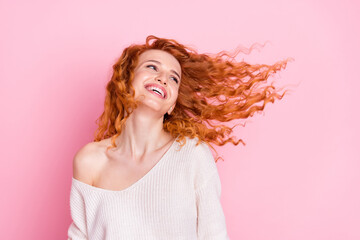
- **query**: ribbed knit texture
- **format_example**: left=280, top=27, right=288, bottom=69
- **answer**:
left=67, top=137, right=229, bottom=240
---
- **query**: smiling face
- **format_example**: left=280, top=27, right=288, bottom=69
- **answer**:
left=131, top=49, right=181, bottom=116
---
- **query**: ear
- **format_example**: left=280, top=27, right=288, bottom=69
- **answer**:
left=167, top=103, right=176, bottom=115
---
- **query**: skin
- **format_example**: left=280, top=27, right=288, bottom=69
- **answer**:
left=73, top=49, right=182, bottom=190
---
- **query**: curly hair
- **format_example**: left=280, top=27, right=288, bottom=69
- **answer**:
left=94, top=35, right=293, bottom=162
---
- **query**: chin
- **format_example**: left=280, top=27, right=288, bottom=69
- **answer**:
left=136, top=100, right=166, bottom=115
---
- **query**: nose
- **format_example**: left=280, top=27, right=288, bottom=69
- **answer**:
left=157, top=78, right=167, bottom=85
left=156, top=73, right=168, bottom=86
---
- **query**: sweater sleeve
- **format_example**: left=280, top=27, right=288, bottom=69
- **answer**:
left=195, top=167, right=229, bottom=239
left=67, top=179, right=88, bottom=240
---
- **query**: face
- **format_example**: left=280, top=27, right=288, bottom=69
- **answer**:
left=131, top=49, right=181, bottom=116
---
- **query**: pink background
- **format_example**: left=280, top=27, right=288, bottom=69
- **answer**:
left=1, top=0, right=359, bottom=239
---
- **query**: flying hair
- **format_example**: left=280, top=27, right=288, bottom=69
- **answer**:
left=94, top=35, right=294, bottom=162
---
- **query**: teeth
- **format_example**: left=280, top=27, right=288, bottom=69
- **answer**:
left=146, top=86, right=165, bottom=98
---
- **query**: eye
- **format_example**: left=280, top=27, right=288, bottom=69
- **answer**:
left=146, top=64, right=157, bottom=71
left=171, top=76, right=179, bottom=84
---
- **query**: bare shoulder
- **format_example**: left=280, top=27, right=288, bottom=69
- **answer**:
left=72, top=139, right=109, bottom=185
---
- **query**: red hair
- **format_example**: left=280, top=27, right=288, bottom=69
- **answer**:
left=94, top=35, right=293, bottom=162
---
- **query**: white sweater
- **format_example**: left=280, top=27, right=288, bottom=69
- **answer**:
left=67, top=137, right=229, bottom=240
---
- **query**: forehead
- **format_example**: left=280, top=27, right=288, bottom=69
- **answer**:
left=138, top=49, right=181, bottom=73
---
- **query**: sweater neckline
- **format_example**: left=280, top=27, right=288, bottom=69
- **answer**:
left=72, top=136, right=179, bottom=193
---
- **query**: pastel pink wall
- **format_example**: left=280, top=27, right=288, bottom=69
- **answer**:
left=1, top=0, right=359, bottom=239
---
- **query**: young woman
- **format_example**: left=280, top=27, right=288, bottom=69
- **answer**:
left=67, top=36, right=291, bottom=239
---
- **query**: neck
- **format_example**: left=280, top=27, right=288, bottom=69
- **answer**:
left=115, top=104, right=173, bottom=161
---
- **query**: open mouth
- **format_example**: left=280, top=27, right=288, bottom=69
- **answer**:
left=144, top=84, right=167, bottom=99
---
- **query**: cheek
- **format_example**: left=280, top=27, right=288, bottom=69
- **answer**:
left=131, top=73, right=145, bottom=89
left=172, top=89, right=179, bottom=102
left=129, top=80, right=142, bottom=98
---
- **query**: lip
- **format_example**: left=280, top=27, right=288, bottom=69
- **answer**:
left=144, top=83, right=167, bottom=99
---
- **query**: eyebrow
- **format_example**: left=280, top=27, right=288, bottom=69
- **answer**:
left=144, top=60, right=181, bottom=80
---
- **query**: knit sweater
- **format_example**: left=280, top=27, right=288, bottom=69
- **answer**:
left=67, top=137, right=229, bottom=240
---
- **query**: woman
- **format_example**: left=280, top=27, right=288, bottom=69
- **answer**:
left=67, top=36, right=291, bottom=239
